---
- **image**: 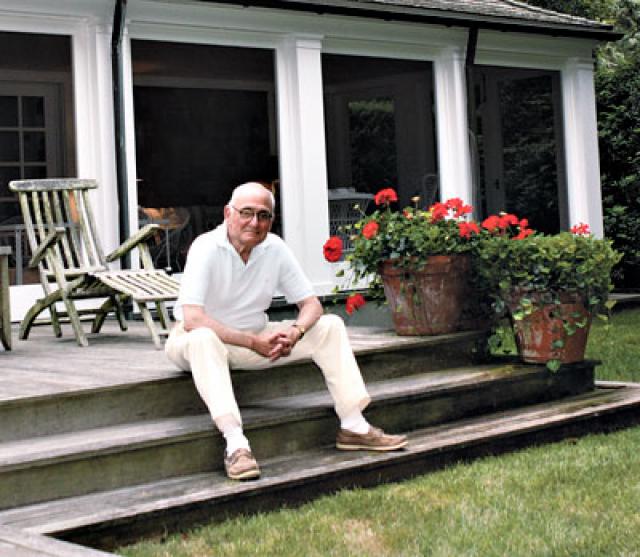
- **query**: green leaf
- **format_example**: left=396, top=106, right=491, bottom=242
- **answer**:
left=546, top=359, right=561, bottom=372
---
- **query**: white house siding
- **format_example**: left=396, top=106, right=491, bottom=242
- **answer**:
left=0, top=0, right=604, bottom=316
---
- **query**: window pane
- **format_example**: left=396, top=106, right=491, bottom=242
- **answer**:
left=23, top=165, right=47, bottom=179
left=132, top=40, right=278, bottom=271
left=23, top=131, right=46, bottom=162
left=323, top=54, right=438, bottom=248
left=472, top=67, right=566, bottom=233
left=0, top=132, right=19, bottom=162
left=348, top=97, right=397, bottom=192
left=22, top=96, right=45, bottom=128
left=0, top=166, right=20, bottom=198
left=0, top=96, right=18, bottom=127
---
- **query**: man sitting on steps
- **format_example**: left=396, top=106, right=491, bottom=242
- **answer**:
left=165, top=182, right=407, bottom=481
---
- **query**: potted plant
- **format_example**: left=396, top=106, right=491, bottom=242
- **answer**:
left=323, top=188, right=482, bottom=335
left=474, top=218, right=621, bottom=370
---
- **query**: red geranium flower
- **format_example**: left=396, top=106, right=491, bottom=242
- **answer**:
left=323, top=236, right=343, bottom=262
left=345, top=293, right=366, bottom=315
left=455, top=204, right=473, bottom=218
left=499, top=213, right=519, bottom=228
left=513, top=227, right=534, bottom=240
left=429, top=202, right=449, bottom=223
left=446, top=198, right=464, bottom=211
left=482, top=215, right=502, bottom=232
left=362, top=221, right=379, bottom=239
left=458, top=221, right=480, bottom=239
left=570, top=223, right=590, bottom=236
left=374, top=188, right=398, bottom=206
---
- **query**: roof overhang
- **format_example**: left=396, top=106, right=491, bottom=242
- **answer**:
left=192, top=0, right=622, bottom=41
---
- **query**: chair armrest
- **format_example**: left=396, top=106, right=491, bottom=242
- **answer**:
left=106, top=224, right=160, bottom=263
left=29, top=227, right=66, bottom=268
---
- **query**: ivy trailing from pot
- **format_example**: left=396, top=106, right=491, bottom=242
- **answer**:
left=473, top=219, right=621, bottom=371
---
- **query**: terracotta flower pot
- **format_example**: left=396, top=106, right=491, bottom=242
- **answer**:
left=380, top=254, right=470, bottom=336
left=508, top=292, right=591, bottom=364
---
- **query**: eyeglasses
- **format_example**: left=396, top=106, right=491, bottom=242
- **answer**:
left=229, top=205, right=273, bottom=223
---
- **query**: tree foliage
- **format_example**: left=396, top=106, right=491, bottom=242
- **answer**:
left=526, top=0, right=640, bottom=286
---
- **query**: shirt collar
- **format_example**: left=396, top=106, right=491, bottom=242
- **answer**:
left=212, top=222, right=272, bottom=258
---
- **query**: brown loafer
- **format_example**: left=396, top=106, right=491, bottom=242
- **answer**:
left=224, top=448, right=260, bottom=480
left=336, top=426, right=408, bottom=451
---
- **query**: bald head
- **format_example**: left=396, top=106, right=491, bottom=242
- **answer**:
left=229, top=182, right=275, bottom=212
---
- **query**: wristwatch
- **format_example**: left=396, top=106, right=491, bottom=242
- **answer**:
left=292, top=323, right=306, bottom=339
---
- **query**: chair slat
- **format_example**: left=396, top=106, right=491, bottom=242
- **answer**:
left=96, top=270, right=179, bottom=302
left=40, top=191, right=67, bottom=272
left=74, top=189, right=101, bottom=268
left=62, top=190, right=84, bottom=268
left=82, top=189, right=106, bottom=265
left=50, top=190, right=78, bottom=271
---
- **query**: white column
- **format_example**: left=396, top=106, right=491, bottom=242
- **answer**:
left=561, top=57, right=604, bottom=237
left=72, top=20, right=120, bottom=253
left=433, top=46, right=473, bottom=205
left=276, top=35, right=334, bottom=294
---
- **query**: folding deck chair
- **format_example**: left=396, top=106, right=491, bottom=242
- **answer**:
left=8, top=178, right=180, bottom=348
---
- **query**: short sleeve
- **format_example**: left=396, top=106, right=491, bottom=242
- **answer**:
left=276, top=240, right=314, bottom=304
left=174, top=235, right=214, bottom=319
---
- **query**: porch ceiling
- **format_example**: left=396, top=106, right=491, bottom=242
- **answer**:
left=192, top=0, right=620, bottom=40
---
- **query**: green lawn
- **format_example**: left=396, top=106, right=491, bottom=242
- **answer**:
left=120, top=308, right=640, bottom=557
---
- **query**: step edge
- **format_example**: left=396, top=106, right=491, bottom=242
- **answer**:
left=8, top=386, right=640, bottom=536
left=0, top=364, right=591, bottom=472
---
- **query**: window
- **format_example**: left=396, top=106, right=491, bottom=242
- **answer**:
left=322, top=54, right=438, bottom=248
left=132, top=40, right=279, bottom=271
left=471, top=66, right=567, bottom=233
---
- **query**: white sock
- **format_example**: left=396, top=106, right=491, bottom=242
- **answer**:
left=222, top=425, right=251, bottom=456
left=340, top=410, right=370, bottom=434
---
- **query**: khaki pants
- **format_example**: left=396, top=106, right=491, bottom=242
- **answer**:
left=165, top=314, right=371, bottom=430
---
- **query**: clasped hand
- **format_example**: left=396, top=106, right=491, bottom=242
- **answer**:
left=252, top=328, right=298, bottom=361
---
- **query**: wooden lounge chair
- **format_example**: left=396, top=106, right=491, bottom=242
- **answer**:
left=8, top=178, right=180, bottom=348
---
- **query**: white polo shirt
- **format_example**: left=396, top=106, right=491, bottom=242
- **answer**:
left=174, top=223, right=314, bottom=332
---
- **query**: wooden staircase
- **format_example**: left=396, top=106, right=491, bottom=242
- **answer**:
left=0, top=323, right=639, bottom=553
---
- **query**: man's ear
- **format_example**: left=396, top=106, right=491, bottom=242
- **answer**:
left=223, top=204, right=230, bottom=221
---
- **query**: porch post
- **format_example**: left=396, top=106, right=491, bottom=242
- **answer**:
left=561, top=57, right=604, bottom=237
left=433, top=46, right=473, bottom=205
left=276, top=35, right=334, bottom=293
left=72, top=22, right=120, bottom=254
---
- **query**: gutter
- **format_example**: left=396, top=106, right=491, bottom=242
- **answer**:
left=111, top=0, right=130, bottom=268
left=465, top=25, right=478, bottom=125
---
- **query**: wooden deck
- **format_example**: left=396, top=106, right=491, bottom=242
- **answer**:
left=2, top=319, right=640, bottom=553
left=0, top=320, right=483, bottom=403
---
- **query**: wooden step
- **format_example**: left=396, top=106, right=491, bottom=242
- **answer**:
left=0, top=328, right=487, bottom=443
left=2, top=383, right=638, bottom=551
left=0, top=526, right=116, bottom=557
left=0, top=362, right=593, bottom=510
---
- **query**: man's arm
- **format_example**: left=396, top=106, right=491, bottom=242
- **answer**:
left=182, top=304, right=288, bottom=361
left=283, top=295, right=324, bottom=345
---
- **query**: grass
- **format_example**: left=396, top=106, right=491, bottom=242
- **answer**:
left=587, top=307, right=640, bottom=382
left=119, top=308, right=640, bottom=557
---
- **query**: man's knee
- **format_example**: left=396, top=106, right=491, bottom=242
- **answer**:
left=319, top=313, right=346, bottom=331
left=185, top=327, right=227, bottom=356
left=314, top=313, right=347, bottom=339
